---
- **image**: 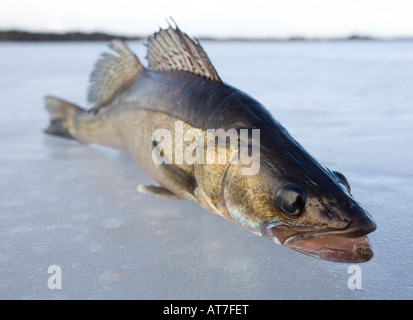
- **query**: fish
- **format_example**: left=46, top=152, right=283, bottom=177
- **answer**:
left=44, top=21, right=376, bottom=263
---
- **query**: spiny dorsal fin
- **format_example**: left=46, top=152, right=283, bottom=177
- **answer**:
left=146, top=22, right=222, bottom=84
left=88, top=39, right=143, bottom=113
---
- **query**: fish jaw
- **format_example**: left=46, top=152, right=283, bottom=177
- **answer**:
left=266, top=216, right=376, bottom=263
left=284, top=234, right=373, bottom=263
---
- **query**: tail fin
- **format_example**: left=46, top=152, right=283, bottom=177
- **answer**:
left=44, top=96, right=86, bottom=140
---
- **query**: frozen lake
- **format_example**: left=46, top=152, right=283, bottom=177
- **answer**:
left=0, top=40, right=412, bottom=299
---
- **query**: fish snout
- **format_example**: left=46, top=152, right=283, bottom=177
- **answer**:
left=336, top=200, right=376, bottom=238
left=339, top=211, right=377, bottom=239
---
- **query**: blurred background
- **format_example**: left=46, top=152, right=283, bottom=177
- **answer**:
left=0, top=0, right=412, bottom=300
left=1, top=0, right=413, bottom=39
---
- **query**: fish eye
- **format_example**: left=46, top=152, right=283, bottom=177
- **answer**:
left=275, top=184, right=307, bottom=218
left=333, top=171, right=351, bottom=193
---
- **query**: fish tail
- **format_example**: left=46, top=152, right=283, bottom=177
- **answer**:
left=44, top=96, right=86, bottom=140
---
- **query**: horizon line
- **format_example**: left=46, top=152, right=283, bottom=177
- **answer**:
left=1, top=29, right=413, bottom=42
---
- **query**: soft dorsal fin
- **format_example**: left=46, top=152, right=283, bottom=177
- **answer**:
left=88, top=39, right=143, bottom=113
left=146, top=22, right=222, bottom=84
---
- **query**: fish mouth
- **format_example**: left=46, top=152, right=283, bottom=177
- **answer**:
left=284, top=234, right=373, bottom=263
left=267, top=216, right=376, bottom=263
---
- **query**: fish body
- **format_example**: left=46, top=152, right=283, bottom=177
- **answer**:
left=45, top=23, right=376, bottom=263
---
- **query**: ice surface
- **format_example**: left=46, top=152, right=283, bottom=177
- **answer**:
left=0, top=40, right=412, bottom=299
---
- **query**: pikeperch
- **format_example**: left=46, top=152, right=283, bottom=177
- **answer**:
left=44, top=22, right=376, bottom=263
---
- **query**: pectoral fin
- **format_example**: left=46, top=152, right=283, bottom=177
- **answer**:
left=151, top=140, right=197, bottom=202
left=137, top=184, right=181, bottom=199
left=154, top=163, right=197, bottom=203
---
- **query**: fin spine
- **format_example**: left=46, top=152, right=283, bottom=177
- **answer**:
left=146, top=23, right=222, bottom=83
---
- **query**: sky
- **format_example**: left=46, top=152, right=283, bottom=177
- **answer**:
left=2, top=0, right=413, bottom=38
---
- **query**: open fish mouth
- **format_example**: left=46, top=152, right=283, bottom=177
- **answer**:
left=267, top=214, right=376, bottom=263
left=284, top=234, right=373, bottom=263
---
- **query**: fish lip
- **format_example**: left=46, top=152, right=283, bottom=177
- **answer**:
left=284, top=224, right=359, bottom=247
left=285, top=235, right=374, bottom=263
left=268, top=216, right=376, bottom=263
left=282, top=214, right=377, bottom=246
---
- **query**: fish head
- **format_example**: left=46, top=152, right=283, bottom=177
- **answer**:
left=222, top=141, right=376, bottom=263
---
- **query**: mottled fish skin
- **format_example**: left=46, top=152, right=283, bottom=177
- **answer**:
left=44, top=23, right=376, bottom=263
